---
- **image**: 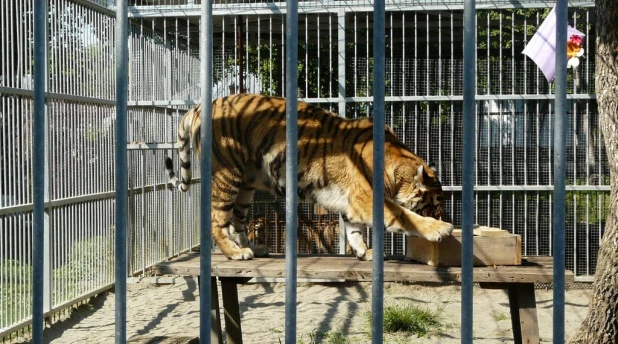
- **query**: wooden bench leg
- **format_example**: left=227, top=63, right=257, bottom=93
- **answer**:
left=508, top=283, right=540, bottom=344
left=220, top=277, right=243, bottom=344
left=196, top=276, right=223, bottom=344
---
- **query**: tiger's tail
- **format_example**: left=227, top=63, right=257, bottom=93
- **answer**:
left=165, top=106, right=198, bottom=192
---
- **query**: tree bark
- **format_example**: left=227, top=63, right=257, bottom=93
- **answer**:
left=568, top=1, right=618, bottom=343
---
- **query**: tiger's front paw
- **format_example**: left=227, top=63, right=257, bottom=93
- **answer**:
left=228, top=247, right=255, bottom=260
left=252, top=244, right=269, bottom=257
left=357, top=248, right=372, bottom=261
left=421, top=220, right=454, bottom=242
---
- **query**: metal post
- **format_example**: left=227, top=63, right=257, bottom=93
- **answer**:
left=462, top=0, right=476, bottom=342
left=32, top=0, right=47, bottom=341
left=371, top=0, right=385, bottom=342
left=200, top=0, right=214, bottom=341
left=337, top=9, right=347, bottom=254
left=284, top=0, right=299, bottom=342
left=115, top=0, right=128, bottom=342
left=237, top=15, right=244, bottom=93
left=553, top=1, right=568, bottom=343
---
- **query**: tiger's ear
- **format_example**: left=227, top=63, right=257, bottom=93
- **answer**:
left=428, top=161, right=437, bottom=173
left=385, top=125, right=396, bottom=136
left=415, top=165, right=426, bottom=184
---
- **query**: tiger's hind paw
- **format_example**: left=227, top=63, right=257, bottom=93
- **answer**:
left=228, top=248, right=255, bottom=260
left=421, top=220, right=454, bottom=242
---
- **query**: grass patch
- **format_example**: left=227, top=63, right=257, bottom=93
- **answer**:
left=366, top=301, right=443, bottom=337
left=490, top=309, right=509, bottom=322
left=296, top=329, right=348, bottom=344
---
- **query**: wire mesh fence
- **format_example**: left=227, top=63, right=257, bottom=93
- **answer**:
left=0, top=0, right=199, bottom=337
left=0, top=0, right=606, bottom=339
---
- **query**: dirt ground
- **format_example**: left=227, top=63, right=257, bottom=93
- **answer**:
left=13, top=277, right=592, bottom=344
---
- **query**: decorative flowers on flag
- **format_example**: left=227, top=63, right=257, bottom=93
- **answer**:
left=567, top=34, right=584, bottom=69
left=522, top=6, right=586, bottom=83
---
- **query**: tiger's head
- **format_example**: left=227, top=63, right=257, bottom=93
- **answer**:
left=394, top=163, right=445, bottom=220
left=247, top=214, right=267, bottom=245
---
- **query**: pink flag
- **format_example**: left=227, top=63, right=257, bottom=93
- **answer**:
left=522, top=6, right=585, bottom=83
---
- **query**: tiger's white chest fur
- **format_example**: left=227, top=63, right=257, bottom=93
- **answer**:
left=247, top=157, right=350, bottom=214
left=309, top=184, right=349, bottom=213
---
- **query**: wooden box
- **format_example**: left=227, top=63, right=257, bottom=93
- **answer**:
left=406, top=226, right=522, bottom=267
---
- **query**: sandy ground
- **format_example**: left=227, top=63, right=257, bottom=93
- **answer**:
left=13, top=277, right=592, bottom=344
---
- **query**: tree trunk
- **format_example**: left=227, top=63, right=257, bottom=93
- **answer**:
left=568, top=1, right=618, bottom=343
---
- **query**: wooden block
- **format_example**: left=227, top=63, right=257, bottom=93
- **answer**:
left=406, top=228, right=521, bottom=267
left=452, top=227, right=510, bottom=237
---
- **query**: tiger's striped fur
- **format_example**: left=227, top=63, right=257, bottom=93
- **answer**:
left=165, top=94, right=453, bottom=260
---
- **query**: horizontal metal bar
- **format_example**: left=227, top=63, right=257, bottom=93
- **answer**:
left=132, top=94, right=597, bottom=107
left=345, top=94, right=597, bottom=102
left=72, top=0, right=115, bottom=16
left=127, top=143, right=178, bottom=150
left=0, top=179, right=201, bottom=216
left=0, top=86, right=115, bottom=106
left=1, top=180, right=606, bottom=216
left=128, top=1, right=594, bottom=17
left=128, top=100, right=199, bottom=107
left=0, top=284, right=115, bottom=339
left=574, top=276, right=594, bottom=283
left=443, top=185, right=611, bottom=192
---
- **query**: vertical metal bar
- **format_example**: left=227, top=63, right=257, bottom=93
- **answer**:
left=269, top=16, right=273, bottom=95
left=337, top=9, right=347, bottom=254
left=200, top=0, right=214, bottom=340
left=317, top=15, right=320, bottom=98
left=282, top=17, right=286, bottom=97
left=371, top=0, right=385, bottom=341
left=366, top=14, right=369, bottom=97
left=462, top=0, right=476, bottom=342
left=246, top=18, right=249, bottom=95
left=237, top=16, right=243, bottom=93
left=258, top=17, right=261, bottom=95
left=353, top=13, right=357, bottom=98
left=285, top=0, right=299, bottom=342
left=115, top=0, right=129, bottom=341
left=585, top=101, right=590, bottom=275
left=553, top=1, right=567, bottom=343
left=305, top=14, right=308, bottom=95
left=329, top=14, right=332, bottom=98
left=32, top=0, right=47, bottom=341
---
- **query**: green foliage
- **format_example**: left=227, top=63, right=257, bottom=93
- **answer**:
left=246, top=44, right=282, bottom=96
left=490, top=309, right=509, bottom=321
left=302, top=329, right=348, bottom=344
left=366, top=301, right=443, bottom=337
left=1, top=260, right=32, bottom=284
left=54, top=234, right=114, bottom=290
left=1, top=260, right=33, bottom=326
left=1, top=234, right=114, bottom=327
left=566, top=190, right=611, bottom=224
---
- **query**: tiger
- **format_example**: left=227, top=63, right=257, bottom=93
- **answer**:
left=164, top=94, right=453, bottom=261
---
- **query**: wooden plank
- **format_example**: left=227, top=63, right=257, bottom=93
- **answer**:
left=152, top=253, right=573, bottom=284
left=407, top=233, right=522, bottom=267
left=478, top=282, right=508, bottom=290
left=508, top=283, right=540, bottom=344
left=210, top=277, right=223, bottom=344
left=220, top=278, right=244, bottom=344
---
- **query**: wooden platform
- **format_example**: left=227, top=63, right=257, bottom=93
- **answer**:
left=153, top=253, right=573, bottom=344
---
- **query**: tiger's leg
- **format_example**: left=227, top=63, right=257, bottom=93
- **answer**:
left=211, top=170, right=255, bottom=260
left=346, top=189, right=453, bottom=242
left=341, top=215, right=372, bottom=261
left=229, top=185, right=269, bottom=257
